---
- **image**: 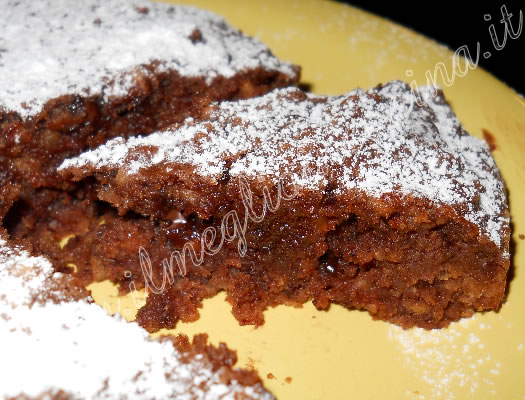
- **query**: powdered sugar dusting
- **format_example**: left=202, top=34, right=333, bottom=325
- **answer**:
left=0, top=239, right=273, bottom=399
left=0, top=0, right=296, bottom=117
left=388, top=315, right=503, bottom=400
left=0, top=239, right=59, bottom=307
left=60, top=82, right=508, bottom=248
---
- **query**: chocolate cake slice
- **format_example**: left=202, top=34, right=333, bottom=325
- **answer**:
left=58, top=81, right=510, bottom=330
left=0, top=0, right=299, bottom=220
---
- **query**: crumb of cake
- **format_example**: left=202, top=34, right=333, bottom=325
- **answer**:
left=135, top=6, right=149, bottom=14
left=482, top=129, right=498, bottom=152
left=519, top=234, right=525, bottom=240
left=245, top=357, right=257, bottom=371
left=285, top=377, right=293, bottom=384
left=189, top=28, right=205, bottom=44
left=267, top=373, right=276, bottom=379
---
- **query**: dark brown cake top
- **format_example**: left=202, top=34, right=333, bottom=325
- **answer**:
left=60, top=81, right=508, bottom=249
left=0, top=0, right=297, bottom=117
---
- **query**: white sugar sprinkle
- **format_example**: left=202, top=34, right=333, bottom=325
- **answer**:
left=389, top=316, right=502, bottom=400
left=0, top=239, right=273, bottom=399
left=0, top=239, right=59, bottom=307
left=60, top=81, right=508, bottom=248
left=0, top=0, right=296, bottom=117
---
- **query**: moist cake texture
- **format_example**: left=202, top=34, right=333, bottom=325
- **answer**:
left=0, top=0, right=299, bottom=217
left=56, top=81, right=510, bottom=331
left=0, top=234, right=274, bottom=399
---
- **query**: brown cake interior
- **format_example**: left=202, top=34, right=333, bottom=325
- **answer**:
left=6, top=174, right=508, bottom=332
left=43, top=84, right=509, bottom=331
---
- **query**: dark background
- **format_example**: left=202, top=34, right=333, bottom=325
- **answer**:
left=337, top=1, right=524, bottom=95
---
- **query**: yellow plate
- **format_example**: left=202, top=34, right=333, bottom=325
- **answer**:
left=89, top=1, right=525, bottom=399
